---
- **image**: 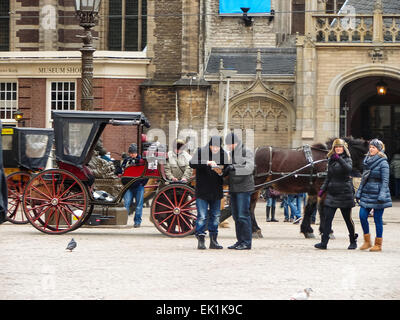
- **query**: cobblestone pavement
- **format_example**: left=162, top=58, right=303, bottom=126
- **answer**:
left=1, top=201, right=399, bottom=300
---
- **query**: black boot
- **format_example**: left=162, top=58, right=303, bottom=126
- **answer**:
left=270, top=206, right=278, bottom=222
left=266, top=206, right=271, bottom=222
left=314, top=233, right=329, bottom=249
left=209, top=233, right=223, bottom=249
left=348, top=233, right=358, bottom=250
left=197, top=235, right=206, bottom=250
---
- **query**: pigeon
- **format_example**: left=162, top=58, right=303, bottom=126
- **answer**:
left=66, top=238, right=77, bottom=252
left=290, top=288, right=313, bottom=300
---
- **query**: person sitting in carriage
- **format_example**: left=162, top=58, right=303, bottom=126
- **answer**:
left=121, top=143, right=148, bottom=228
left=165, top=138, right=193, bottom=183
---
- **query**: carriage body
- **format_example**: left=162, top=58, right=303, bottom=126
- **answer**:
left=22, top=110, right=197, bottom=236
left=1, top=127, right=54, bottom=224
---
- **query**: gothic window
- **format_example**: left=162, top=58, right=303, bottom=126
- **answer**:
left=326, top=0, right=346, bottom=14
left=292, top=0, right=305, bottom=35
left=230, top=97, right=290, bottom=148
left=0, top=1, right=9, bottom=51
left=108, top=0, right=147, bottom=51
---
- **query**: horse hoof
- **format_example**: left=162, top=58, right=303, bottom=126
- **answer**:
left=253, top=230, right=263, bottom=238
left=303, top=233, right=315, bottom=239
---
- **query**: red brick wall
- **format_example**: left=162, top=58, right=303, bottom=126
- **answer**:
left=18, top=78, right=47, bottom=128
left=92, top=78, right=144, bottom=160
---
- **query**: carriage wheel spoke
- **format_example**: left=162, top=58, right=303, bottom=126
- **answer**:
left=60, top=191, right=85, bottom=202
left=39, top=176, right=53, bottom=198
left=153, top=209, right=174, bottom=215
left=161, top=191, right=176, bottom=209
left=58, top=180, right=78, bottom=199
left=167, top=215, right=176, bottom=233
left=155, top=201, right=173, bottom=210
left=177, top=189, right=187, bottom=208
left=30, top=184, right=52, bottom=201
left=179, top=214, right=192, bottom=229
left=158, top=213, right=174, bottom=225
left=56, top=174, right=66, bottom=197
left=31, top=204, right=51, bottom=223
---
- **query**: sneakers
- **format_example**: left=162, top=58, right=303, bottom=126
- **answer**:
left=293, top=217, right=302, bottom=224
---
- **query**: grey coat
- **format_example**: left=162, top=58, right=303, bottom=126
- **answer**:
left=0, top=120, right=8, bottom=223
left=226, top=143, right=255, bottom=193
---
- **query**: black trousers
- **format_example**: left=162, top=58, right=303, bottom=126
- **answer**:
left=321, top=206, right=355, bottom=244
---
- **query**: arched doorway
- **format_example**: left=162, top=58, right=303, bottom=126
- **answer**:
left=340, top=76, right=400, bottom=159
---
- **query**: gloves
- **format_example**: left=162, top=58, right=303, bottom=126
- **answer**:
left=332, top=153, right=340, bottom=160
left=318, top=189, right=324, bottom=197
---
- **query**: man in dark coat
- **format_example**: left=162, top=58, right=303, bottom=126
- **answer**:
left=315, top=138, right=357, bottom=250
left=224, top=132, right=255, bottom=250
left=0, top=119, right=7, bottom=224
left=189, top=136, right=228, bottom=250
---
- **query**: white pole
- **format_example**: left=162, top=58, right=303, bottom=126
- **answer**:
left=223, top=76, right=231, bottom=139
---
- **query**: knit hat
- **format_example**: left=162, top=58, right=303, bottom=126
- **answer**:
left=327, top=138, right=350, bottom=158
left=128, top=143, right=138, bottom=154
left=369, top=138, right=386, bottom=157
left=224, top=132, right=241, bottom=145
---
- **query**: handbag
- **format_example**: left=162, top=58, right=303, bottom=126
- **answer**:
left=360, top=169, right=371, bottom=186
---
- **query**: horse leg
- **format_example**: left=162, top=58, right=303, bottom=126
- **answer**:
left=250, top=190, right=263, bottom=238
left=300, top=194, right=316, bottom=238
left=318, top=198, right=335, bottom=239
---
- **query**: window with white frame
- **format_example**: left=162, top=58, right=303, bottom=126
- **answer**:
left=51, top=81, right=76, bottom=111
left=0, top=82, right=17, bottom=121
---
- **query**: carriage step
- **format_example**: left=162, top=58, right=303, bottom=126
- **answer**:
left=85, top=214, right=115, bottom=226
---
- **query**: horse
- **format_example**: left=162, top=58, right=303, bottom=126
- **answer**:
left=219, top=137, right=368, bottom=239
left=250, top=137, right=369, bottom=238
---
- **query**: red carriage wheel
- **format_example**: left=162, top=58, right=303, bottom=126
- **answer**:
left=151, top=184, right=197, bottom=237
left=22, top=169, right=89, bottom=235
left=6, top=172, right=32, bottom=224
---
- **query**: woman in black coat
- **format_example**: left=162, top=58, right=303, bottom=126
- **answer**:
left=315, top=138, right=357, bottom=250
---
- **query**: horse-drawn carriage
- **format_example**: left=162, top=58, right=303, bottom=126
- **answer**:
left=1, top=126, right=53, bottom=224
left=21, top=111, right=198, bottom=236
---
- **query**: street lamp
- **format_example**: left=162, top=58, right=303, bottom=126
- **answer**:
left=220, top=69, right=237, bottom=139
left=74, top=0, right=102, bottom=110
left=13, top=110, right=24, bottom=127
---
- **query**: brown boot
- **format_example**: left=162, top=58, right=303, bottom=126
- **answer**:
left=360, top=234, right=372, bottom=250
left=369, top=237, right=382, bottom=252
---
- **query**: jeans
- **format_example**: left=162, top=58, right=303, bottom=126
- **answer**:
left=359, top=207, right=384, bottom=238
left=283, top=195, right=300, bottom=219
left=266, top=197, right=276, bottom=208
left=230, top=192, right=252, bottom=247
left=123, top=184, right=144, bottom=225
left=195, top=198, right=221, bottom=236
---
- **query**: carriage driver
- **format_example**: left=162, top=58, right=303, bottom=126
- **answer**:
left=122, top=143, right=147, bottom=228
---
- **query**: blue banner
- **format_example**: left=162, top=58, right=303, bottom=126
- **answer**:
left=219, top=0, right=271, bottom=14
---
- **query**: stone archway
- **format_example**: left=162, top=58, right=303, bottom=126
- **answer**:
left=326, top=64, right=400, bottom=136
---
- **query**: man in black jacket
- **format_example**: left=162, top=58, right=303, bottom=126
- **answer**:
left=224, top=132, right=255, bottom=250
left=189, top=136, right=228, bottom=250
left=0, top=119, right=7, bottom=224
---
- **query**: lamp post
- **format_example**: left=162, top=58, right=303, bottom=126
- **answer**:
left=74, top=0, right=102, bottom=111
left=220, top=69, right=237, bottom=139
left=13, top=110, right=24, bottom=127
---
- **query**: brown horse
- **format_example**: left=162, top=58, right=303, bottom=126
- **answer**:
left=220, top=137, right=368, bottom=239
left=250, top=137, right=368, bottom=238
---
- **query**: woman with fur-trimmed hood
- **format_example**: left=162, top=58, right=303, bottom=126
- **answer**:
left=315, top=138, right=358, bottom=250
left=356, top=139, right=392, bottom=252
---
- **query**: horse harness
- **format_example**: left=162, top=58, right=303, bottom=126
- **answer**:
left=254, top=145, right=328, bottom=189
